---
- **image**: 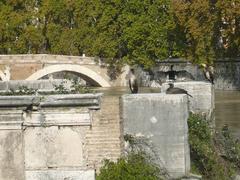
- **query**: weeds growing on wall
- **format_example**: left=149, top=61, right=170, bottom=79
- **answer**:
left=96, top=134, right=169, bottom=180
left=188, top=113, right=240, bottom=179
left=0, top=86, right=37, bottom=95
left=0, top=80, right=94, bottom=96
left=53, top=79, right=93, bottom=94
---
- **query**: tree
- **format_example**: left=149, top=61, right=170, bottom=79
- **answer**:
left=215, top=1, right=240, bottom=58
left=171, top=0, right=240, bottom=65
left=171, top=0, right=217, bottom=65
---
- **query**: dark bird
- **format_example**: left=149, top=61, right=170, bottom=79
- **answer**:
left=166, top=83, right=193, bottom=97
left=201, top=64, right=214, bottom=84
left=129, top=69, right=138, bottom=94
left=168, top=65, right=177, bottom=81
left=155, top=68, right=195, bottom=84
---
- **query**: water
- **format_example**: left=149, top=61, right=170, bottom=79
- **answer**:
left=215, top=90, right=240, bottom=138
left=96, top=87, right=240, bottom=139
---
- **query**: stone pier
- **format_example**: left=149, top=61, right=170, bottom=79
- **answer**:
left=121, top=94, right=190, bottom=178
left=162, top=81, right=215, bottom=123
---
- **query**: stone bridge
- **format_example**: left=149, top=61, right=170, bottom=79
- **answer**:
left=0, top=54, right=129, bottom=87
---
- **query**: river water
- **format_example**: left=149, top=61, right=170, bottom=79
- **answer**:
left=215, top=90, right=240, bottom=138
left=96, top=87, right=240, bottom=139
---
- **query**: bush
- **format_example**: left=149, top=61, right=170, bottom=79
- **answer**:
left=96, top=152, right=163, bottom=180
left=188, top=113, right=235, bottom=179
left=97, top=135, right=169, bottom=180
left=215, top=125, right=240, bottom=169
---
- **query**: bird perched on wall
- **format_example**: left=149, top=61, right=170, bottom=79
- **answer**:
left=155, top=67, right=195, bottom=84
left=129, top=68, right=138, bottom=94
left=166, top=83, right=193, bottom=97
left=201, top=64, right=214, bottom=84
left=167, top=65, right=177, bottom=81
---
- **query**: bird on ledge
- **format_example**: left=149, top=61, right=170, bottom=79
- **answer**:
left=128, top=68, right=138, bottom=94
left=201, top=63, right=214, bottom=84
left=166, top=83, right=193, bottom=97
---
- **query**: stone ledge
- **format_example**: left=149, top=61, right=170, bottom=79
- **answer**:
left=25, top=169, right=95, bottom=180
left=23, top=111, right=91, bottom=127
left=0, top=93, right=102, bottom=108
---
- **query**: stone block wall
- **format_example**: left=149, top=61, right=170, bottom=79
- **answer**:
left=121, top=94, right=190, bottom=178
left=85, top=95, right=123, bottom=171
left=0, top=94, right=123, bottom=180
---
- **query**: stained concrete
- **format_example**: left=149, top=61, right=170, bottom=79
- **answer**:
left=121, top=94, right=190, bottom=178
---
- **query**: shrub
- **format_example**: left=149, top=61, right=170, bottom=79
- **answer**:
left=97, top=152, right=164, bottom=180
left=215, top=125, right=240, bottom=169
left=188, top=113, right=235, bottom=179
left=97, top=135, right=169, bottom=180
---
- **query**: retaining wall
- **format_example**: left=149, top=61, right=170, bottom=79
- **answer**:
left=0, top=94, right=123, bottom=180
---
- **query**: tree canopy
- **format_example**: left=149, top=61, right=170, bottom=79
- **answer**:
left=0, top=0, right=239, bottom=67
left=171, top=0, right=240, bottom=65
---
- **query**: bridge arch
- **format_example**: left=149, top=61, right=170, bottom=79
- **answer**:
left=26, top=64, right=111, bottom=87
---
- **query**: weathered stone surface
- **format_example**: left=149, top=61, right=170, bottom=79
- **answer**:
left=24, top=126, right=88, bottom=169
left=86, top=95, right=123, bottom=171
left=0, top=130, right=24, bottom=180
left=121, top=94, right=190, bottom=178
left=0, top=93, right=123, bottom=180
left=0, top=109, right=23, bottom=129
left=162, top=81, right=214, bottom=120
left=25, top=170, right=95, bottom=180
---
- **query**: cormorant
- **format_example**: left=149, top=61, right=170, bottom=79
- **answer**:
left=166, top=83, right=193, bottom=97
left=167, top=65, right=176, bottom=81
left=129, top=69, right=138, bottom=94
left=201, top=64, right=214, bottom=84
left=155, top=67, right=195, bottom=83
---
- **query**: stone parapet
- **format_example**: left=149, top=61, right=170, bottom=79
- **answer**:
left=0, top=54, right=96, bottom=65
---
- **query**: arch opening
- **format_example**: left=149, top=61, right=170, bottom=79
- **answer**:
left=26, top=65, right=111, bottom=87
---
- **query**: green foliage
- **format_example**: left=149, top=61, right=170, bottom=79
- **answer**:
left=53, top=82, right=69, bottom=94
left=97, top=134, right=169, bottom=180
left=215, top=125, right=240, bottom=169
left=70, top=79, right=93, bottom=94
left=97, top=152, right=163, bottom=180
left=0, top=81, right=92, bottom=96
left=0, top=0, right=174, bottom=68
left=0, top=86, right=37, bottom=96
left=0, top=1, right=239, bottom=67
left=53, top=80, right=93, bottom=94
left=188, top=114, right=236, bottom=179
left=171, top=0, right=240, bottom=65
